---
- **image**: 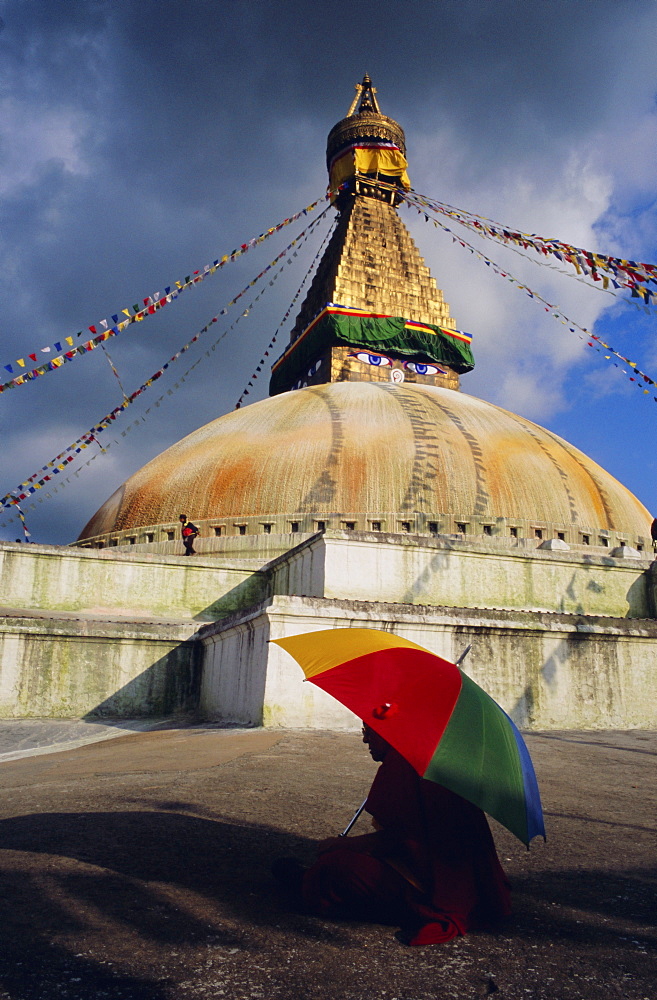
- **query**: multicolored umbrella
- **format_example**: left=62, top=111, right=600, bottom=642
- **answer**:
left=272, top=628, right=545, bottom=846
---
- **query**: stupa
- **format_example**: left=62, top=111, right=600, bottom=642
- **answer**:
left=76, top=76, right=651, bottom=555
left=4, top=77, right=654, bottom=729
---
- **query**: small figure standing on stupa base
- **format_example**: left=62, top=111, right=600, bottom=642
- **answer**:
left=179, top=513, right=198, bottom=556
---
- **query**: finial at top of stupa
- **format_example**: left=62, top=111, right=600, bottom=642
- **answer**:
left=326, top=75, right=410, bottom=199
left=345, top=74, right=381, bottom=116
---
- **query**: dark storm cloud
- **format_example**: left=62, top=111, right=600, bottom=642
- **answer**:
left=1, top=0, right=656, bottom=543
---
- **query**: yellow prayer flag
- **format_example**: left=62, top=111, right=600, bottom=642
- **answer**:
left=65, top=337, right=73, bottom=346
left=17, top=359, right=25, bottom=367
left=122, top=309, right=131, bottom=317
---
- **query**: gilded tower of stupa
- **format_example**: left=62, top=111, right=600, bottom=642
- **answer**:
left=269, top=75, right=472, bottom=396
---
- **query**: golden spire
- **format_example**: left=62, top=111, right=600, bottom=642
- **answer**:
left=346, top=74, right=381, bottom=116
left=268, top=76, right=467, bottom=397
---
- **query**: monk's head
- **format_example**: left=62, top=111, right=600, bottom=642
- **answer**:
left=362, top=725, right=391, bottom=762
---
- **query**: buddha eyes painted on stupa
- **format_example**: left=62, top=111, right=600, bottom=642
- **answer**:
left=290, top=357, right=323, bottom=390
left=350, top=351, right=393, bottom=368
left=404, top=361, right=445, bottom=376
left=348, top=351, right=446, bottom=377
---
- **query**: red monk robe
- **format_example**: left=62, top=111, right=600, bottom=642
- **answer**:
left=301, top=730, right=511, bottom=945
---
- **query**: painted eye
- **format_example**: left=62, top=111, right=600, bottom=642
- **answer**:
left=404, top=361, right=444, bottom=375
left=353, top=352, right=392, bottom=367
left=307, top=358, right=322, bottom=377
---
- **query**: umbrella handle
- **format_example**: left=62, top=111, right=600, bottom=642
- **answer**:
left=455, top=643, right=472, bottom=667
left=340, top=798, right=368, bottom=837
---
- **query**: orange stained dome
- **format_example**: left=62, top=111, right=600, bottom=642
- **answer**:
left=78, top=381, right=652, bottom=544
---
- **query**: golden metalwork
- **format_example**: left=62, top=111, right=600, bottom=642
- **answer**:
left=327, top=74, right=406, bottom=165
left=327, top=113, right=406, bottom=165
left=345, top=73, right=381, bottom=116
left=266, top=76, right=458, bottom=394
left=278, top=177, right=459, bottom=392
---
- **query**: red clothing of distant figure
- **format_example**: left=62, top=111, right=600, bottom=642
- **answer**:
left=302, top=748, right=511, bottom=945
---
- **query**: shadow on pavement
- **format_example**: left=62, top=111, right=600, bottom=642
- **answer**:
left=543, top=809, right=655, bottom=834
left=531, top=733, right=657, bottom=757
left=0, top=808, right=350, bottom=999
left=1, top=805, right=656, bottom=998
left=509, top=869, right=657, bottom=947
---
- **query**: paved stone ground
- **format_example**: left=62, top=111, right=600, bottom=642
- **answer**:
left=0, top=725, right=655, bottom=1000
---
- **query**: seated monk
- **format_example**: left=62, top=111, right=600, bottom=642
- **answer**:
left=273, top=725, right=511, bottom=945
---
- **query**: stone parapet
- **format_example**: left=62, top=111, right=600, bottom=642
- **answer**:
left=1, top=534, right=654, bottom=723
left=73, top=513, right=649, bottom=556
left=266, top=530, right=653, bottom=619
left=0, top=541, right=269, bottom=621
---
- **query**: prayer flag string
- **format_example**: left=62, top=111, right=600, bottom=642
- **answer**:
left=0, top=211, right=335, bottom=531
left=15, top=505, right=30, bottom=541
left=402, top=196, right=657, bottom=402
left=0, top=206, right=332, bottom=514
left=401, top=190, right=657, bottom=304
left=0, top=191, right=336, bottom=395
left=234, top=216, right=337, bottom=408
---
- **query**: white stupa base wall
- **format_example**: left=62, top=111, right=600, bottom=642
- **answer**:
left=1, top=533, right=656, bottom=726
left=198, top=595, right=657, bottom=730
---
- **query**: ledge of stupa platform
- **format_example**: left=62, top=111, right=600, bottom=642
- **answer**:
left=196, top=594, right=657, bottom=730
left=263, top=529, right=655, bottom=620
